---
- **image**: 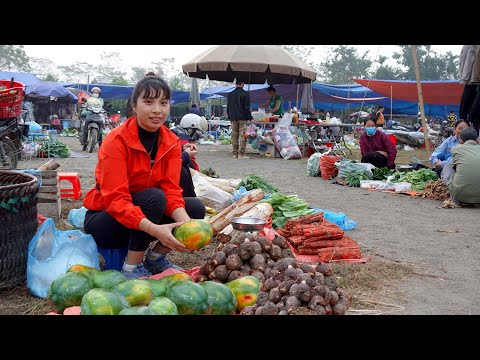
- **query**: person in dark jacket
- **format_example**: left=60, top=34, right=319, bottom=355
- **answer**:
left=359, top=117, right=397, bottom=169
left=227, top=80, right=252, bottom=159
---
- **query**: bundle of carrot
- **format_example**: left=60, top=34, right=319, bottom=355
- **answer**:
left=276, top=213, right=362, bottom=262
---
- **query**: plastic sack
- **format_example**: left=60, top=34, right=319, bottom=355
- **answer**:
left=245, top=123, right=257, bottom=138
left=232, top=186, right=256, bottom=202
left=307, top=153, right=322, bottom=176
left=68, top=206, right=88, bottom=229
left=27, top=218, right=100, bottom=298
left=337, top=160, right=376, bottom=178
left=273, top=125, right=302, bottom=160
left=192, top=170, right=233, bottom=211
left=25, top=121, right=42, bottom=132
left=276, top=113, right=293, bottom=127
left=313, top=208, right=358, bottom=231
left=393, top=182, right=412, bottom=193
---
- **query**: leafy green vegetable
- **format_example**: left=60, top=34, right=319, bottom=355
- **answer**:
left=390, top=168, right=438, bottom=192
left=264, top=193, right=315, bottom=228
left=237, top=175, right=278, bottom=194
left=372, top=167, right=394, bottom=180
left=345, top=172, right=370, bottom=187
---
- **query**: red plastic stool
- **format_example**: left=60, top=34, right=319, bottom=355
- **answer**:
left=58, top=172, right=82, bottom=200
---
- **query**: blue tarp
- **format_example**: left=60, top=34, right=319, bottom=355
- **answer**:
left=0, top=71, right=42, bottom=86
left=71, top=83, right=191, bottom=104
left=25, top=81, right=78, bottom=103
left=201, top=82, right=459, bottom=118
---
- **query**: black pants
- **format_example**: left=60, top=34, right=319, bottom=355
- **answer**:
left=180, top=165, right=196, bottom=198
left=84, top=188, right=205, bottom=251
left=362, top=151, right=389, bottom=168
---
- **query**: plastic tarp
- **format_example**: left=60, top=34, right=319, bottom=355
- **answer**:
left=25, top=81, right=78, bottom=103
left=0, top=71, right=42, bottom=86
left=353, top=78, right=464, bottom=105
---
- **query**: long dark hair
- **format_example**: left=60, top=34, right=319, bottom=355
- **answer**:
left=131, top=73, right=171, bottom=107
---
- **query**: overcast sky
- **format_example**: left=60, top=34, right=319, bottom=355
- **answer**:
left=22, top=45, right=462, bottom=74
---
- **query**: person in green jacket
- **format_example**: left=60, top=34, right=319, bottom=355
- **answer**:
left=442, top=127, right=480, bottom=206
left=261, top=85, right=284, bottom=116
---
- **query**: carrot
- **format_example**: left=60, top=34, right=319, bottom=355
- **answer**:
left=301, top=237, right=356, bottom=249
left=316, top=246, right=362, bottom=262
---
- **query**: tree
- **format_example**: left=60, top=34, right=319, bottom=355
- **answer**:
left=95, top=52, right=128, bottom=84
left=392, top=45, right=459, bottom=80
left=0, top=45, right=31, bottom=71
left=319, top=46, right=372, bottom=84
left=58, top=61, right=95, bottom=83
left=28, top=57, right=60, bottom=81
left=111, top=76, right=129, bottom=85
left=131, top=66, right=148, bottom=83
left=280, top=45, right=316, bottom=69
left=169, top=75, right=187, bottom=91
left=371, top=55, right=399, bottom=80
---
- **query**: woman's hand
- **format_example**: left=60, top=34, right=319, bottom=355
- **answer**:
left=149, top=222, right=190, bottom=252
left=183, top=143, right=198, bottom=158
left=377, top=150, right=388, bottom=158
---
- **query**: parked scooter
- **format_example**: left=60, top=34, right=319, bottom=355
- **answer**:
left=79, top=97, right=107, bottom=152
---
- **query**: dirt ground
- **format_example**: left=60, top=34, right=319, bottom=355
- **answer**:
left=6, top=134, right=480, bottom=315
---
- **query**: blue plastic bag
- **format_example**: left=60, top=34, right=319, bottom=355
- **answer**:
left=27, top=218, right=100, bottom=298
left=312, top=208, right=358, bottom=231
left=68, top=206, right=88, bottom=229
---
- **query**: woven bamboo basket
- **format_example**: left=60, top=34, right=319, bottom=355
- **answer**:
left=0, top=170, right=39, bottom=291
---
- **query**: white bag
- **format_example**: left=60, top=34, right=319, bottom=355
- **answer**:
left=192, top=171, right=233, bottom=211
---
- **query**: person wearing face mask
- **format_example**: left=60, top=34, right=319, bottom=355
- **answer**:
left=86, top=87, right=104, bottom=108
left=429, top=120, right=470, bottom=176
left=359, top=116, right=397, bottom=169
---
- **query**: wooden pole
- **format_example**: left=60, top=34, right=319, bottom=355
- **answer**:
left=296, top=84, right=300, bottom=110
left=411, top=45, right=431, bottom=159
left=390, top=85, right=393, bottom=121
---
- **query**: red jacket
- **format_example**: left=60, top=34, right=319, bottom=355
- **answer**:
left=83, top=117, right=185, bottom=230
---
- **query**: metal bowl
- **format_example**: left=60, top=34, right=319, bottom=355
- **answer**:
left=397, top=165, right=413, bottom=172
left=230, top=217, right=267, bottom=231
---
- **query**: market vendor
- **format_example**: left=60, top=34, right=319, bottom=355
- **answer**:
left=441, top=127, right=480, bottom=206
left=359, top=117, right=397, bottom=169
left=260, top=85, right=284, bottom=116
left=429, top=120, right=469, bottom=176
left=83, top=73, right=205, bottom=279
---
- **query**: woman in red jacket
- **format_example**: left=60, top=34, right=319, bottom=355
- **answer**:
left=83, top=74, right=205, bottom=279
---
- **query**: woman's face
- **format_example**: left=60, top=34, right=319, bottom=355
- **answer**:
left=267, top=90, right=274, bottom=98
left=133, top=90, right=170, bottom=132
left=455, top=122, right=469, bottom=138
left=364, top=120, right=376, bottom=129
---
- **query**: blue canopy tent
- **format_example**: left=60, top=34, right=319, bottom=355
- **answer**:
left=25, top=81, right=78, bottom=103
left=0, top=71, right=42, bottom=86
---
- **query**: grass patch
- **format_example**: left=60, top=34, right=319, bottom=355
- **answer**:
left=0, top=285, right=55, bottom=315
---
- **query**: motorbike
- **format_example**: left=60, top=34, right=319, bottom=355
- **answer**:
left=79, top=98, right=107, bottom=153
left=0, top=117, right=20, bottom=169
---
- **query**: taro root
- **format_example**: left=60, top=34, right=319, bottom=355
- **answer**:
left=267, top=269, right=280, bottom=280
left=256, top=292, right=269, bottom=306
left=281, top=248, right=295, bottom=259
left=240, top=305, right=257, bottom=315
left=278, top=310, right=289, bottom=315
left=296, top=273, right=315, bottom=287
left=211, top=251, right=227, bottom=266
left=239, top=241, right=255, bottom=261
left=254, top=307, right=264, bottom=315
left=336, top=288, right=349, bottom=299
left=274, top=258, right=297, bottom=272
left=315, top=263, right=333, bottom=276
left=285, top=265, right=303, bottom=280
left=324, top=276, right=339, bottom=291
left=225, top=254, right=243, bottom=271
left=250, top=254, right=266, bottom=272
left=281, top=295, right=290, bottom=303
left=243, top=232, right=255, bottom=242
left=262, top=278, right=280, bottom=292
left=333, top=298, right=349, bottom=315
left=251, top=270, right=265, bottom=283
left=329, top=291, right=339, bottom=306
left=199, top=262, right=215, bottom=276
left=313, top=272, right=325, bottom=285
left=308, top=304, right=327, bottom=315
left=293, top=281, right=311, bottom=303
left=285, top=296, right=301, bottom=311
left=210, top=265, right=230, bottom=282
left=312, top=285, right=332, bottom=306
left=273, top=271, right=285, bottom=282
left=268, top=244, right=282, bottom=261
left=256, top=237, right=272, bottom=252
left=223, top=243, right=238, bottom=256
left=216, top=244, right=225, bottom=252
left=261, top=253, right=270, bottom=261
left=272, top=235, right=288, bottom=249
left=266, top=259, right=276, bottom=268
left=194, top=274, right=209, bottom=283
left=298, top=263, right=316, bottom=277
left=324, top=304, right=333, bottom=315
left=251, top=241, right=262, bottom=255
left=263, top=268, right=272, bottom=278
left=227, top=270, right=244, bottom=282
left=262, top=301, right=279, bottom=315
left=275, top=301, right=285, bottom=311
left=278, top=280, right=295, bottom=295
left=239, top=264, right=252, bottom=275
left=268, top=287, right=282, bottom=304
